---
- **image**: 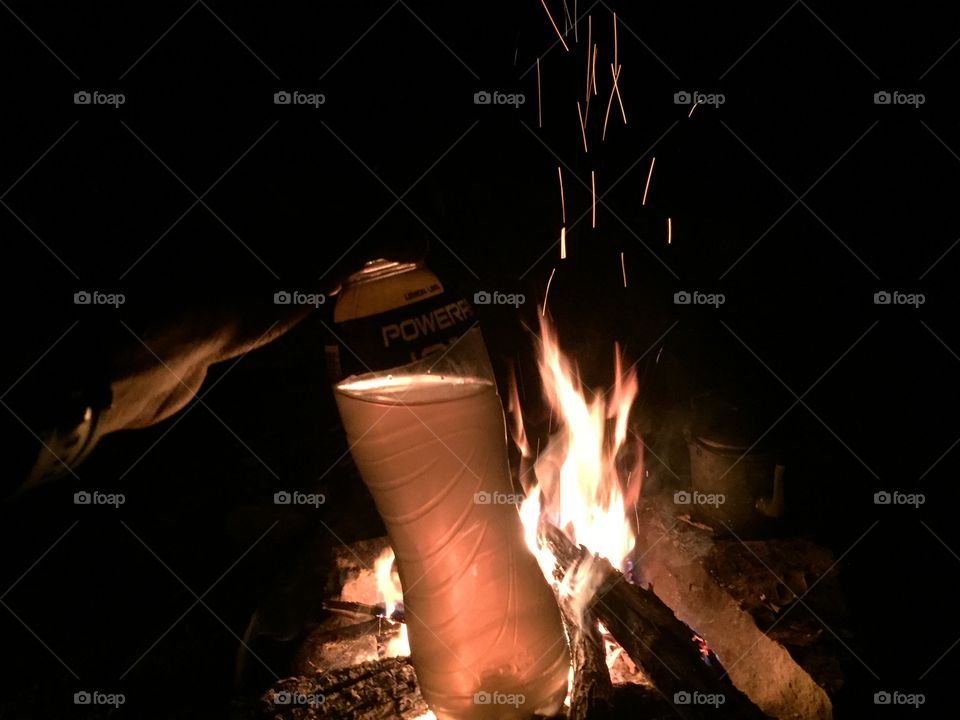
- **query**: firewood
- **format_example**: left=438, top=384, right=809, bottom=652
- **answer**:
left=540, top=522, right=770, bottom=720
left=560, top=605, right=614, bottom=720
left=294, top=618, right=404, bottom=675
left=261, top=656, right=428, bottom=720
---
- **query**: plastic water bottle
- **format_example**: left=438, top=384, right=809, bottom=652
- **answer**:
left=330, top=260, right=569, bottom=719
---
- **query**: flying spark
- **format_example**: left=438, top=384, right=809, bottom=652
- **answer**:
left=537, top=57, right=543, bottom=128
left=557, top=165, right=566, bottom=223
left=540, top=0, right=569, bottom=52
left=543, top=266, right=557, bottom=317
left=613, top=12, right=618, bottom=69
left=620, top=251, right=627, bottom=287
left=591, top=170, right=597, bottom=228
left=613, top=63, right=626, bottom=122
left=602, top=63, right=624, bottom=140
left=642, top=156, right=655, bottom=206
left=667, top=217, right=672, bottom=244
left=585, top=15, right=592, bottom=100
left=577, top=101, right=588, bottom=152
left=592, top=44, right=598, bottom=96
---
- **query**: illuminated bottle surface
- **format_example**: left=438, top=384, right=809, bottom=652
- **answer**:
left=335, top=372, right=568, bottom=719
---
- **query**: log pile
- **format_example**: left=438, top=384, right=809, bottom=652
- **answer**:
left=260, top=530, right=771, bottom=719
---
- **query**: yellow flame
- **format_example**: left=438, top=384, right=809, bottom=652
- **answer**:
left=374, top=547, right=410, bottom=657
left=374, top=547, right=401, bottom=617
left=517, top=317, right=640, bottom=575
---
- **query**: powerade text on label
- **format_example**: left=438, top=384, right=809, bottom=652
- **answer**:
left=326, top=259, right=474, bottom=380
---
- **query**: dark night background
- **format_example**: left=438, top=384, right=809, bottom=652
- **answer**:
left=1, top=1, right=958, bottom=718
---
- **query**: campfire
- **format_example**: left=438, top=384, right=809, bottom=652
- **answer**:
left=261, top=318, right=791, bottom=719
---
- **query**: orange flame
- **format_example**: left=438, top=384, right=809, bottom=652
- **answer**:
left=517, top=316, right=641, bottom=580
left=373, top=547, right=410, bottom=657
left=505, top=364, right=531, bottom=459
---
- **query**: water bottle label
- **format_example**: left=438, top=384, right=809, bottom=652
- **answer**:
left=331, top=292, right=475, bottom=378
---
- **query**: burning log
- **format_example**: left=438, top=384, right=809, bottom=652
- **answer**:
left=541, top=522, right=770, bottom=720
left=560, top=605, right=615, bottom=720
left=262, top=656, right=428, bottom=720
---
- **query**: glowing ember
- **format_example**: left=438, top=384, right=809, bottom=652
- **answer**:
left=693, top=633, right=713, bottom=664
left=373, top=547, right=410, bottom=657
